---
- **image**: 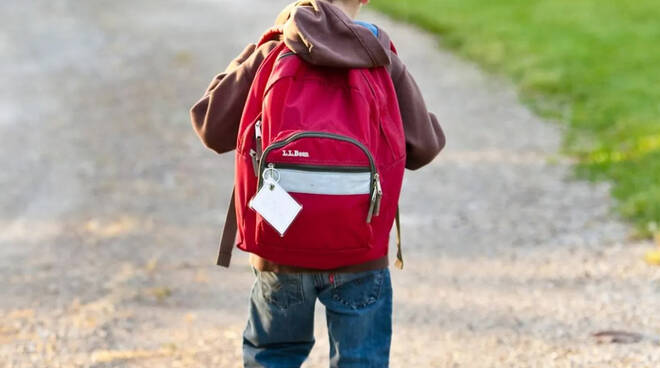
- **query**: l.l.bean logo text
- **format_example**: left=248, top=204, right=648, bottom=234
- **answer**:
left=282, top=150, right=310, bottom=158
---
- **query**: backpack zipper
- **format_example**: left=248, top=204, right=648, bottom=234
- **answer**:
left=253, top=120, right=263, bottom=175
left=270, top=163, right=370, bottom=173
left=249, top=149, right=259, bottom=176
left=258, top=132, right=381, bottom=223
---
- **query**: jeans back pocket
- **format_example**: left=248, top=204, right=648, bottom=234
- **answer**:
left=257, top=271, right=304, bottom=310
left=330, top=269, right=388, bottom=310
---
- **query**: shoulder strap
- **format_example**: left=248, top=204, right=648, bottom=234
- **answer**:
left=389, top=40, right=403, bottom=269
left=217, top=188, right=237, bottom=267
left=394, top=206, right=404, bottom=269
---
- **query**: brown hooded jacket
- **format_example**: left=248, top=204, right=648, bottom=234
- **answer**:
left=190, top=1, right=445, bottom=273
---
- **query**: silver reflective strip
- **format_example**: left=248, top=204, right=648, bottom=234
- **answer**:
left=277, top=169, right=370, bottom=195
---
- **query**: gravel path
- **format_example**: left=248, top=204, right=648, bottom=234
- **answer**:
left=1, top=1, right=658, bottom=367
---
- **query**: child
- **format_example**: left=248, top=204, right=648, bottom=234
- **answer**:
left=190, top=0, right=445, bottom=366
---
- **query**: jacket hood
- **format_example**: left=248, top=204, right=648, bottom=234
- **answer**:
left=275, top=0, right=392, bottom=68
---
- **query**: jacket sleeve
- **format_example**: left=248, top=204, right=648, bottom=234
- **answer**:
left=190, top=41, right=279, bottom=154
left=389, top=54, right=446, bottom=170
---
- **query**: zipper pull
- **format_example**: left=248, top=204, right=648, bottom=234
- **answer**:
left=254, top=120, right=263, bottom=164
left=263, top=163, right=280, bottom=190
left=366, top=191, right=377, bottom=224
left=366, top=173, right=381, bottom=223
left=255, top=120, right=262, bottom=140
left=249, top=149, right=259, bottom=177
left=374, top=174, right=383, bottom=216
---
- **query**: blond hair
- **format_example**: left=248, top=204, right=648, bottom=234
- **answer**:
left=275, top=0, right=361, bottom=25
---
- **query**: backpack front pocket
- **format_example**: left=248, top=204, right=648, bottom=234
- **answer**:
left=253, top=132, right=382, bottom=253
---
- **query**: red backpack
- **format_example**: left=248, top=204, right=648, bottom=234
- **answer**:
left=218, top=28, right=406, bottom=270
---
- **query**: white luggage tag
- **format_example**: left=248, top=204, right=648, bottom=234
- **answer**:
left=249, top=166, right=302, bottom=236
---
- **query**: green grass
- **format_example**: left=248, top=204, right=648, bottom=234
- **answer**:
left=371, top=0, right=660, bottom=236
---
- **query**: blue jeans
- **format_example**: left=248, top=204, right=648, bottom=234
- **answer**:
left=243, top=268, right=392, bottom=368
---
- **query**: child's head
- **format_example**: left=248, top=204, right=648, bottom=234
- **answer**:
left=324, top=0, right=369, bottom=19
left=276, top=0, right=369, bottom=26
left=324, top=0, right=369, bottom=5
